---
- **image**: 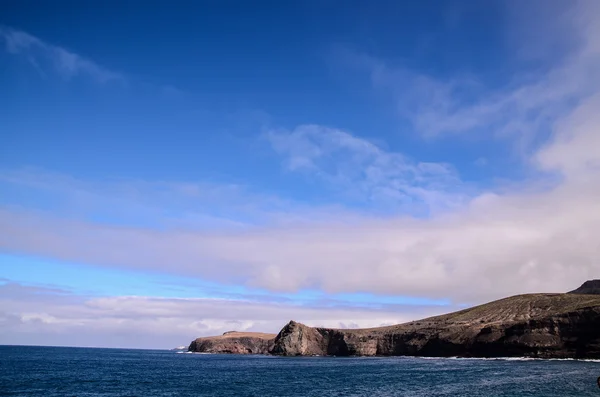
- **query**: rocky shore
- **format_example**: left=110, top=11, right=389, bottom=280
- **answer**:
left=188, top=331, right=275, bottom=354
left=188, top=280, right=600, bottom=359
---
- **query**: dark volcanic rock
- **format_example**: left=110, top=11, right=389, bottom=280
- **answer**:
left=568, top=279, right=600, bottom=295
left=268, top=321, right=329, bottom=356
left=188, top=281, right=600, bottom=358
left=188, top=332, right=275, bottom=354
left=269, top=292, right=600, bottom=359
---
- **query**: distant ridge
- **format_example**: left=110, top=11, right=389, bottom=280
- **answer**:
left=568, top=279, right=600, bottom=295
left=188, top=280, right=600, bottom=358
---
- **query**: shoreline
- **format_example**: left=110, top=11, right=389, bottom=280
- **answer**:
left=177, top=351, right=600, bottom=362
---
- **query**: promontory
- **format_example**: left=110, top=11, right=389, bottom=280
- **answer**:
left=187, top=280, right=600, bottom=359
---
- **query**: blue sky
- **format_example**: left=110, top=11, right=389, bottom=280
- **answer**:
left=1, top=0, right=600, bottom=348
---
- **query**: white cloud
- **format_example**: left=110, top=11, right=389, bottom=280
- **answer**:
left=1, top=79, right=600, bottom=304
left=337, top=0, right=600, bottom=153
left=0, top=282, right=441, bottom=348
left=1, top=2, right=599, bottom=326
left=267, top=124, right=469, bottom=213
left=0, top=26, right=124, bottom=83
left=535, top=93, right=600, bottom=178
left=1, top=131, right=599, bottom=304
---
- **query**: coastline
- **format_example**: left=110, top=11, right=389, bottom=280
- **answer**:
left=188, top=282, right=600, bottom=359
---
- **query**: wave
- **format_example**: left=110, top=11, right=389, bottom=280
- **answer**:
left=414, top=356, right=600, bottom=363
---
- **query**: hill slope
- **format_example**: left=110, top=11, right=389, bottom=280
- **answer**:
left=189, top=281, right=600, bottom=358
left=272, top=293, right=600, bottom=358
left=569, top=279, right=600, bottom=295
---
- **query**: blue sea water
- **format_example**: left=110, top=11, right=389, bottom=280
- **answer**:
left=1, top=346, right=599, bottom=396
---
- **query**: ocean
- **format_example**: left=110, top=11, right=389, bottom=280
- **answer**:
left=1, top=345, right=599, bottom=396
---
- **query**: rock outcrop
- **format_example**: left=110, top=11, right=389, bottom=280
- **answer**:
left=188, top=280, right=600, bottom=358
left=270, top=290, right=600, bottom=358
left=188, top=331, right=275, bottom=354
left=569, top=279, right=600, bottom=295
left=269, top=321, right=329, bottom=356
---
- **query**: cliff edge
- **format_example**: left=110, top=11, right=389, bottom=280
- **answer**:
left=188, top=331, right=276, bottom=354
left=569, top=279, right=600, bottom=295
left=188, top=280, right=600, bottom=358
left=270, top=284, right=600, bottom=358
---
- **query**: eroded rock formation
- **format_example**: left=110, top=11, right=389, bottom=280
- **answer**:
left=188, top=280, right=600, bottom=358
left=569, top=279, right=600, bottom=295
left=188, top=331, right=275, bottom=354
left=270, top=291, right=600, bottom=358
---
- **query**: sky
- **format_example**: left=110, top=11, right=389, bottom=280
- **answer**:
left=1, top=0, right=599, bottom=349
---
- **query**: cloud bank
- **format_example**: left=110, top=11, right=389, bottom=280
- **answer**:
left=2, top=87, right=599, bottom=302
left=1, top=1, right=600, bottom=348
left=0, top=282, right=441, bottom=348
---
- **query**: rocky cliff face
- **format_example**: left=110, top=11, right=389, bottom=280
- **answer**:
left=569, top=279, right=600, bottom=295
left=268, top=321, right=329, bottom=356
left=188, top=332, right=275, bottom=354
left=269, top=287, right=600, bottom=358
left=188, top=281, right=600, bottom=358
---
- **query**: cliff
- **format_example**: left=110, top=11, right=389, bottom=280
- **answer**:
left=188, top=331, right=275, bottom=354
left=271, top=289, right=600, bottom=358
left=569, top=279, right=600, bottom=295
left=189, top=280, right=600, bottom=358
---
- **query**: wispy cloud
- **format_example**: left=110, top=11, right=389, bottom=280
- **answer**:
left=2, top=68, right=600, bottom=304
left=267, top=124, right=470, bottom=214
left=337, top=0, right=600, bottom=153
left=1, top=1, right=600, bottom=319
left=1, top=121, right=599, bottom=305
left=0, top=26, right=124, bottom=84
left=535, top=93, right=600, bottom=178
left=0, top=167, right=308, bottom=229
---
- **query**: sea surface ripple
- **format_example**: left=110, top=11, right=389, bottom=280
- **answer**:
left=1, top=346, right=599, bottom=396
